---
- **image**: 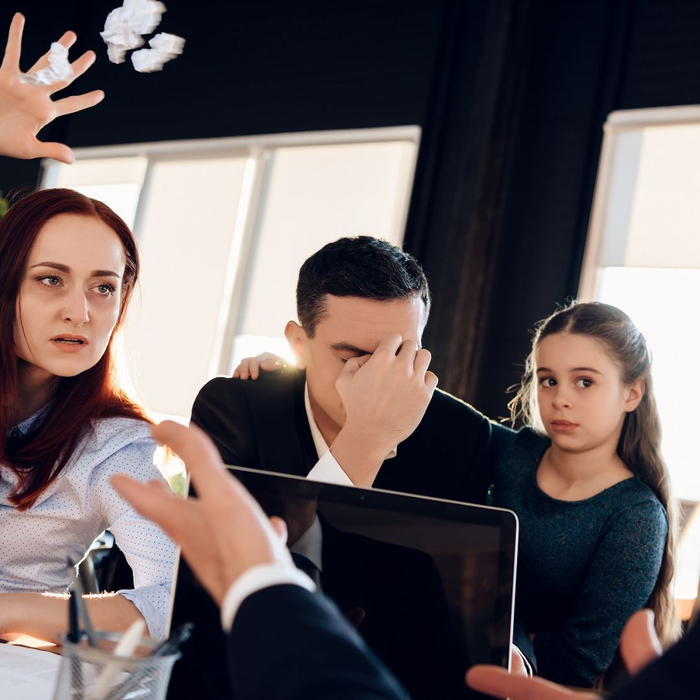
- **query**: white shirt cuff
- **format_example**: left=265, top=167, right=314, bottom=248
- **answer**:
left=220, top=562, right=316, bottom=632
left=306, top=449, right=354, bottom=486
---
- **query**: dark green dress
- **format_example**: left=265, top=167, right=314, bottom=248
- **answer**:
left=490, top=424, right=667, bottom=687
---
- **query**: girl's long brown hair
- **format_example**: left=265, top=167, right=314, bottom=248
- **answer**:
left=509, top=301, right=680, bottom=647
left=0, top=189, right=150, bottom=510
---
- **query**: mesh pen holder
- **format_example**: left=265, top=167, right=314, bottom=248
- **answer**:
left=53, top=632, right=180, bottom=700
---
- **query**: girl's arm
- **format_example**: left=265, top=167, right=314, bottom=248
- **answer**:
left=533, top=499, right=668, bottom=687
left=0, top=592, right=143, bottom=644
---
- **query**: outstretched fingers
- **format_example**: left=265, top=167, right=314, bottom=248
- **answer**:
left=0, top=12, right=24, bottom=72
left=31, top=141, right=74, bottom=164
left=54, top=89, right=105, bottom=117
left=151, top=421, right=263, bottom=521
left=26, top=30, right=76, bottom=75
left=1, top=13, right=24, bottom=74
left=110, top=475, right=186, bottom=539
left=48, top=49, right=96, bottom=94
left=151, top=422, right=229, bottom=495
left=67, top=48, right=96, bottom=80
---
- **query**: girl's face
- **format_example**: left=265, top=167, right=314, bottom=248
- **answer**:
left=14, top=213, right=126, bottom=383
left=534, top=332, right=644, bottom=455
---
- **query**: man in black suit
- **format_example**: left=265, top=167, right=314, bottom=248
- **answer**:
left=114, top=422, right=700, bottom=700
left=191, top=236, right=493, bottom=503
left=190, top=236, right=528, bottom=679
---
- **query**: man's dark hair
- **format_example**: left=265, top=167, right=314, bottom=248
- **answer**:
left=296, top=236, right=431, bottom=336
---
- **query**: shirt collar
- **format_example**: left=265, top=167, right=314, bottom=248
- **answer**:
left=9, top=403, right=52, bottom=438
left=289, top=515, right=323, bottom=572
left=303, top=382, right=397, bottom=461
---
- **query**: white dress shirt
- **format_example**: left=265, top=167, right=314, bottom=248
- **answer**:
left=0, top=412, right=177, bottom=640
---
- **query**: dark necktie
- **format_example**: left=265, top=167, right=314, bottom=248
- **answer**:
left=291, top=552, right=322, bottom=590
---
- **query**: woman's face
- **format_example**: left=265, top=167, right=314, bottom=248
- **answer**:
left=14, top=213, right=127, bottom=382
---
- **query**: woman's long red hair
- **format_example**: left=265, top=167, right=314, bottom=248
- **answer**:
left=0, top=189, right=150, bottom=510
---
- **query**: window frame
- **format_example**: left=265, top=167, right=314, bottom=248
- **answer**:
left=578, top=104, right=700, bottom=300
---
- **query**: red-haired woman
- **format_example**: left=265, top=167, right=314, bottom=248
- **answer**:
left=0, top=188, right=176, bottom=643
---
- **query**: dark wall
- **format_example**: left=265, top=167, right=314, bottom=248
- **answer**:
left=2, top=0, right=700, bottom=420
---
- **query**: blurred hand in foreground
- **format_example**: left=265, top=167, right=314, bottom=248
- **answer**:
left=112, top=421, right=293, bottom=607
left=466, top=609, right=663, bottom=699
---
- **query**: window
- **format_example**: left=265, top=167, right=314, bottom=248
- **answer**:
left=579, top=106, right=700, bottom=601
left=41, top=127, right=420, bottom=422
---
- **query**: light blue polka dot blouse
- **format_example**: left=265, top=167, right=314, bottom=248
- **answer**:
left=0, top=412, right=177, bottom=640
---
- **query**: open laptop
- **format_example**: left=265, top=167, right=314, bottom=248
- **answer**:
left=166, top=467, right=518, bottom=700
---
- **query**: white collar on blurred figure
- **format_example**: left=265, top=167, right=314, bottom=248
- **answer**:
left=289, top=515, right=324, bottom=573
left=303, top=383, right=397, bottom=461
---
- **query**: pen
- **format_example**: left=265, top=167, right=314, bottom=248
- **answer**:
left=153, top=622, right=194, bottom=656
left=67, top=557, right=98, bottom=648
left=67, top=564, right=84, bottom=699
left=68, top=590, right=80, bottom=644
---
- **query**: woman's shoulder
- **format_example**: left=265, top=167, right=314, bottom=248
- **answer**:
left=77, top=417, right=164, bottom=491
left=88, top=416, right=153, bottom=444
left=36, top=418, right=158, bottom=508
left=77, top=416, right=156, bottom=466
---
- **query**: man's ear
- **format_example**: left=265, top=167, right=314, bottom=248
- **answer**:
left=625, top=377, right=645, bottom=413
left=284, top=321, right=308, bottom=369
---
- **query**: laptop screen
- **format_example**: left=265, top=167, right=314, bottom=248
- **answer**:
left=167, top=467, right=518, bottom=700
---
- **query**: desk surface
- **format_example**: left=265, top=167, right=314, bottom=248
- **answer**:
left=0, top=643, right=61, bottom=698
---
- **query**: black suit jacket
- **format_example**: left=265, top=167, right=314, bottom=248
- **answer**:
left=191, top=368, right=493, bottom=503
left=228, top=584, right=408, bottom=700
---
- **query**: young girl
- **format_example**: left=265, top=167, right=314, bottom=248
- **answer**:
left=0, top=188, right=176, bottom=643
left=490, top=301, right=678, bottom=687
left=237, top=301, right=678, bottom=687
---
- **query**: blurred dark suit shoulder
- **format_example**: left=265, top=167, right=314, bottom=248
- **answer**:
left=192, top=368, right=493, bottom=504
left=228, top=584, right=408, bottom=700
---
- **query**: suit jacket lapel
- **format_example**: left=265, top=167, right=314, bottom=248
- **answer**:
left=292, top=370, right=319, bottom=475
